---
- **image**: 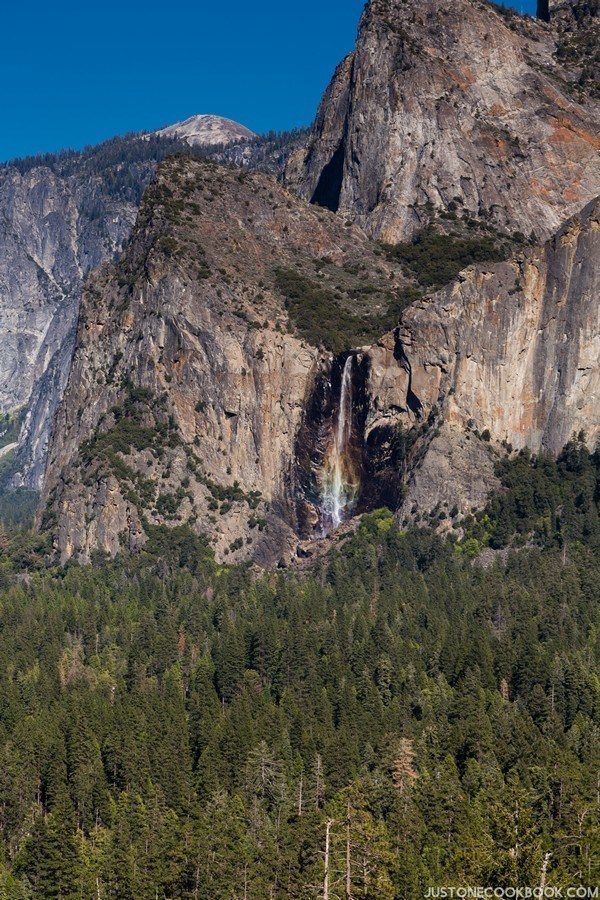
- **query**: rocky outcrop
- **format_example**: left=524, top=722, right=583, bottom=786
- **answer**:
left=363, top=196, right=600, bottom=516
left=287, top=0, right=600, bottom=242
left=40, top=157, right=406, bottom=564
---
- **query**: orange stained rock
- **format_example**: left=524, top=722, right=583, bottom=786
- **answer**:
left=550, top=118, right=600, bottom=150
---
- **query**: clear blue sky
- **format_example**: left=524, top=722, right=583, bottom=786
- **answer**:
left=2, top=0, right=536, bottom=163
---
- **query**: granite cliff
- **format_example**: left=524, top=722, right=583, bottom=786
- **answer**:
left=11, top=0, right=600, bottom=561
left=0, top=138, right=173, bottom=491
left=286, top=0, right=600, bottom=242
left=362, top=196, right=600, bottom=519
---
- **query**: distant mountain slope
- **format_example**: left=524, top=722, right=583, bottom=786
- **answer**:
left=0, top=136, right=181, bottom=491
left=0, top=128, right=306, bottom=494
left=286, top=0, right=600, bottom=242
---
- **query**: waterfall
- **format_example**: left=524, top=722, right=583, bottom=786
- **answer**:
left=321, top=355, right=360, bottom=531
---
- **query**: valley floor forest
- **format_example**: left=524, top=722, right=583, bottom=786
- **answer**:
left=0, top=441, right=598, bottom=897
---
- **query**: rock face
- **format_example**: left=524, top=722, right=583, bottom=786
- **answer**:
left=152, top=114, right=256, bottom=146
left=362, top=196, right=600, bottom=516
left=40, top=157, right=405, bottom=564
left=0, top=142, right=162, bottom=488
left=39, top=153, right=600, bottom=561
left=287, top=0, right=600, bottom=242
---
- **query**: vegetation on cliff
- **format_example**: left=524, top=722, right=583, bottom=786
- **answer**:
left=382, top=219, right=522, bottom=289
left=275, top=267, right=420, bottom=352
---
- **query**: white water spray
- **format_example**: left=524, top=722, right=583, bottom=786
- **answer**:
left=321, top=355, right=360, bottom=531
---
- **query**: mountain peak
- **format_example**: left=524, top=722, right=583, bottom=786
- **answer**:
left=152, top=114, right=256, bottom=147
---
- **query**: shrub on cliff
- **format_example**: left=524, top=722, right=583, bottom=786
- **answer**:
left=384, top=226, right=508, bottom=288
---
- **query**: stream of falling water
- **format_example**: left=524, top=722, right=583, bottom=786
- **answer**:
left=321, top=355, right=360, bottom=532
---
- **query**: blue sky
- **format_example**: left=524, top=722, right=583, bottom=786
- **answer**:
left=2, top=0, right=536, bottom=162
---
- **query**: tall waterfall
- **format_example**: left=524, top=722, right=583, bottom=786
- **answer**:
left=321, top=355, right=360, bottom=531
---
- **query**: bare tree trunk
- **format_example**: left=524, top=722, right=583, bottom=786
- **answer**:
left=298, top=774, right=303, bottom=817
left=324, top=818, right=333, bottom=900
left=345, top=801, right=353, bottom=900
left=315, top=754, right=324, bottom=809
left=539, top=851, right=551, bottom=891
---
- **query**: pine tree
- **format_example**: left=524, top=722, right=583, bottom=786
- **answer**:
left=16, top=792, right=82, bottom=899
